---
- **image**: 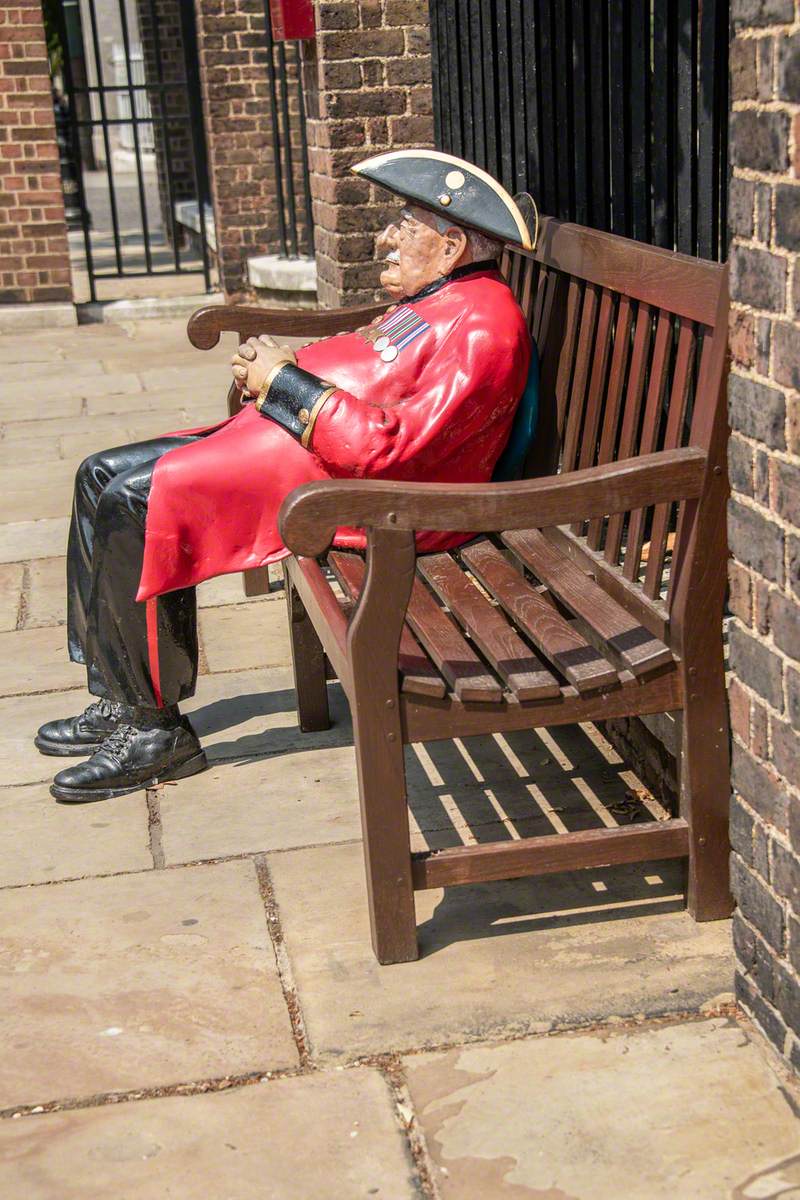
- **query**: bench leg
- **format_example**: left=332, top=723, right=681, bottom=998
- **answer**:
left=352, top=708, right=418, bottom=964
left=679, top=658, right=732, bottom=921
left=285, top=577, right=330, bottom=733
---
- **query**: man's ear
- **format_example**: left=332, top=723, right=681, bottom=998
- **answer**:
left=442, top=225, right=468, bottom=266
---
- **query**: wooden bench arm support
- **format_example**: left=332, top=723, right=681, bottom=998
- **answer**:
left=187, top=301, right=390, bottom=350
left=279, top=447, right=708, bottom=558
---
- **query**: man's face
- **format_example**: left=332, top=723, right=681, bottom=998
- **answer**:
left=376, top=205, right=467, bottom=300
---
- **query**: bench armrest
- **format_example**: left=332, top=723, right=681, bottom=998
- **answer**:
left=279, top=447, right=708, bottom=558
left=187, top=301, right=390, bottom=350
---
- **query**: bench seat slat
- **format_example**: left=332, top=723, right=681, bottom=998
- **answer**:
left=502, top=529, right=675, bottom=677
left=460, top=540, right=619, bottom=692
left=328, top=553, right=447, bottom=699
left=404, top=571, right=504, bottom=703
left=417, top=553, right=562, bottom=701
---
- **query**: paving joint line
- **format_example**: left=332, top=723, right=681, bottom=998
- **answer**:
left=146, top=786, right=165, bottom=868
left=254, top=853, right=313, bottom=1070
left=377, top=1056, right=442, bottom=1200
left=0, top=1007, right=744, bottom=1125
left=15, top=562, right=31, bottom=631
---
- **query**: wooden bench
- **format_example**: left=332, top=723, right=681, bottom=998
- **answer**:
left=188, top=216, right=732, bottom=964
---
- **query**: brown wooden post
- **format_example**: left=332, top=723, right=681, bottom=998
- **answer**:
left=285, top=574, right=330, bottom=733
left=347, top=525, right=418, bottom=963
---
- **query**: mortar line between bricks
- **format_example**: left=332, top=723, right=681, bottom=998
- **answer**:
left=254, top=853, right=313, bottom=1070
left=0, top=1007, right=741, bottom=1125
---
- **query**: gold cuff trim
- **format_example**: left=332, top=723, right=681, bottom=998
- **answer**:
left=300, top=386, right=336, bottom=449
left=254, top=358, right=293, bottom=411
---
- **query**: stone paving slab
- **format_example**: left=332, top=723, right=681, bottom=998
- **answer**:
left=0, top=563, right=23, bottom=631
left=0, top=783, right=151, bottom=888
left=0, top=859, right=297, bottom=1108
left=269, top=841, right=733, bottom=1060
left=1, top=464, right=75, bottom=522
left=0, top=626, right=81, bottom=697
left=160, top=745, right=362, bottom=865
left=404, top=1018, right=800, bottom=1200
left=24, top=556, right=66, bottom=628
left=0, top=435, right=65, bottom=468
left=0, top=518, right=69, bottom=564
left=199, top=602, right=291, bottom=674
left=0, top=1069, right=417, bottom=1199
left=0, top=690, right=97, bottom=786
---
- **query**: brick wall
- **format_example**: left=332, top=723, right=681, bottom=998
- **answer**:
left=302, top=0, right=434, bottom=307
left=0, top=1, right=71, bottom=305
left=195, top=0, right=310, bottom=298
left=727, top=0, right=800, bottom=1071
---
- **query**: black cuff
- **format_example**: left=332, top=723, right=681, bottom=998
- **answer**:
left=255, top=363, right=331, bottom=441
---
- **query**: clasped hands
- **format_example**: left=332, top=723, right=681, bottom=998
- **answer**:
left=231, top=335, right=297, bottom=403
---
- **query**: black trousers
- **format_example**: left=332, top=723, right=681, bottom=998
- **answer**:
left=67, top=435, right=204, bottom=709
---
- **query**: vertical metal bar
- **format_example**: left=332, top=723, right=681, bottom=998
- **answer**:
left=444, top=0, right=463, bottom=157
left=480, top=0, right=499, bottom=180
left=438, top=0, right=453, bottom=151
left=458, top=0, right=475, bottom=162
left=571, top=0, right=588, bottom=225
left=652, top=0, right=674, bottom=249
left=469, top=0, right=486, bottom=167
left=276, top=41, right=298, bottom=257
left=553, top=0, right=573, bottom=218
left=715, top=0, right=729, bottom=261
left=116, top=0, right=153, bottom=272
left=84, top=0, right=124, bottom=274
left=521, top=0, right=540, bottom=200
left=607, top=0, right=628, bottom=236
left=262, top=1, right=289, bottom=256
left=295, top=48, right=315, bottom=256
left=697, top=0, right=721, bottom=260
left=587, top=0, right=609, bottom=231
left=146, top=0, right=180, bottom=270
left=508, top=0, right=526, bottom=192
left=629, top=0, right=650, bottom=243
left=536, top=0, right=556, bottom=216
left=55, top=0, right=96, bottom=300
left=178, top=0, right=212, bottom=290
left=495, top=0, right=514, bottom=191
left=430, top=0, right=443, bottom=146
left=675, top=0, right=696, bottom=254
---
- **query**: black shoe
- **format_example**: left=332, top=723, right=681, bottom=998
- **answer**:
left=35, top=699, right=127, bottom=758
left=50, top=718, right=207, bottom=803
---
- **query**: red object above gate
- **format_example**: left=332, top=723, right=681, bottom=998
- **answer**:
left=269, top=0, right=315, bottom=40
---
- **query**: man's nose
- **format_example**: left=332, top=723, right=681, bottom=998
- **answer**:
left=376, top=223, right=399, bottom=255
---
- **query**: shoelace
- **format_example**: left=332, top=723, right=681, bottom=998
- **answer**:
left=96, top=723, right=137, bottom=763
left=84, top=698, right=120, bottom=724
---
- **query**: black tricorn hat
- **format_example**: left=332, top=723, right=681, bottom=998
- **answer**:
left=352, top=149, right=536, bottom=250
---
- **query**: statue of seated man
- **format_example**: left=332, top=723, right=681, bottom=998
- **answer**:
left=36, top=150, right=534, bottom=802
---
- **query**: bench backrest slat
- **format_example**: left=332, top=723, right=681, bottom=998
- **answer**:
left=500, top=216, right=728, bottom=622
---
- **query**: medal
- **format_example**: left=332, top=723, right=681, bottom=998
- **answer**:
left=368, top=304, right=430, bottom=363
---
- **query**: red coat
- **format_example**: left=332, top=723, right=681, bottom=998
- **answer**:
left=137, top=268, right=531, bottom=601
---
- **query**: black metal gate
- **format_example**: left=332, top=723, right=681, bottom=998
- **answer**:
left=53, top=0, right=213, bottom=301
left=429, top=0, right=729, bottom=261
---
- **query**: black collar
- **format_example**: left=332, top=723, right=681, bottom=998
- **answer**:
left=402, top=259, right=499, bottom=303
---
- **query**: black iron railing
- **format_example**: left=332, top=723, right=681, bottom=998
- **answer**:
left=54, top=0, right=212, bottom=301
left=430, top=0, right=729, bottom=262
left=263, top=5, right=315, bottom=259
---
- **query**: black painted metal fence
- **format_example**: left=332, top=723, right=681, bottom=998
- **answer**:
left=263, top=8, right=315, bottom=259
left=429, top=0, right=729, bottom=261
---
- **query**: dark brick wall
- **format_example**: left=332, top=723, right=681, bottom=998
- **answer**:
left=727, top=0, right=800, bottom=1072
left=0, top=1, right=71, bottom=304
left=302, top=0, right=434, bottom=307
